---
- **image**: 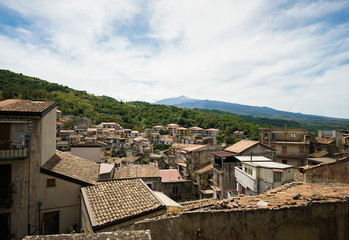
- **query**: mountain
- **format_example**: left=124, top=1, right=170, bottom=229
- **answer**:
left=155, top=96, right=349, bottom=125
left=1, top=69, right=348, bottom=138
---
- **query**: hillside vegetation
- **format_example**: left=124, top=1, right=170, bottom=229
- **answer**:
left=0, top=69, right=348, bottom=143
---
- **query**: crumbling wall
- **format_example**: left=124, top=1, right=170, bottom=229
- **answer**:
left=304, top=159, right=349, bottom=184
left=129, top=202, right=349, bottom=240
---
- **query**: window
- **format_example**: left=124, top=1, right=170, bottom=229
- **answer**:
left=274, top=172, right=282, bottom=182
left=282, top=160, right=287, bottom=164
left=245, top=167, right=253, bottom=176
left=47, top=179, right=56, bottom=187
left=173, top=187, right=178, bottom=195
left=146, top=183, right=153, bottom=189
left=290, top=133, right=296, bottom=138
left=300, top=146, right=304, bottom=153
left=282, top=146, right=287, bottom=156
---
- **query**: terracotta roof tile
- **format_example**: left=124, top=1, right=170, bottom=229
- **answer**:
left=0, top=99, right=55, bottom=114
left=82, top=179, right=164, bottom=227
left=114, top=164, right=160, bottom=179
left=160, top=169, right=185, bottom=182
left=225, top=140, right=259, bottom=153
left=194, top=164, right=213, bottom=174
left=41, top=150, right=99, bottom=185
left=181, top=198, right=218, bottom=210
left=186, top=183, right=349, bottom=211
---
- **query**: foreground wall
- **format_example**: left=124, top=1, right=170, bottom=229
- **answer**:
left=130, top=202, right=349, bottom=240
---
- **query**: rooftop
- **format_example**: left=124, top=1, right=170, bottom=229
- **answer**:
left=211, top=151, right=237, bottom=158
left=114, top=164, right=161, bottom=179
left=0, top=99, right=56, bottom=116
left=183, top=182, right=349, bottom=212
left=225, top=140, right=259, bottom=154
left=194, top=164, right=213, bottom=174
left=81, top=178, right=164, bottom=228
left=235, top=156, right=272, bottom=162
left=242, top=161, right=293, bottom=169
left=159, top=169, right=185, bottom=182
left=41, top=150, right=99, bottom=185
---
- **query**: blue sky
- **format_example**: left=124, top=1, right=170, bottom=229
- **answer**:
left=0, top=0, right=349, bottom=118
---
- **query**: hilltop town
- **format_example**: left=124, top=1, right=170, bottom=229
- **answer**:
left=0, top=99, right=348, bottom=239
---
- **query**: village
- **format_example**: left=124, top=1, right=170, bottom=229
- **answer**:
left=0, top=99, right=348, bottom=239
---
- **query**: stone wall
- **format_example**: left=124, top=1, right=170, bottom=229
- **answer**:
left=130, top=202, right=349, bottom=240
left=303, top=158, right=349, bottom=184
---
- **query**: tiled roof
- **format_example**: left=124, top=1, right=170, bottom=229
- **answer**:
left=114, top=164, right=160, bottom=179
left=309, top=151, right=329, bottom=158
left=218, top=183, right=349, bottom=210
left=194, top=164, right=213, bottom=174
left=160, top=169, right=185, bottom=182
left=23, top=230, right=152, bottom=240
left=211, top=151, right=237, bottom=158
left=181, top=198, right=218, bottom=210
left=82, top=179, right=164, bottom=228
left=225, top=140, right=259, bottom=153
left=0, top=99, right=56, bottom=115
left=122, top=155, right=140, bottom=163
left=301, top=157, right=349, bottom=172
left=41, top=150, right=99, bottom=185
left=317, top=137, right=336, bottom=144
left=182, top=183, right=349, bottom=211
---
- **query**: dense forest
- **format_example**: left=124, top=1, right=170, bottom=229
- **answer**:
left=1, top=69, right=348, bottom=143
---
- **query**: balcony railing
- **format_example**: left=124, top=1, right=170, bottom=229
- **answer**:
left=235, top=167, right=258, bottom=192
left=0, top=140, right=28, bottom=160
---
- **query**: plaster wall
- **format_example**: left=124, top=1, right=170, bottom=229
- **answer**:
left=71, top=147, right=101, bottom=163
left=40, top=108, right=57, bottom=166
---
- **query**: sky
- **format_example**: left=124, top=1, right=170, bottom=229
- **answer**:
left=0, top=0, right=349, bottom=119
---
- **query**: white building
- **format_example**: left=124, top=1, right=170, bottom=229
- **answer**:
left=235, top=161, right=294, bottom=196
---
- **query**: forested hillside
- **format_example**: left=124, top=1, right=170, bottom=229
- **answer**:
left=1, top=69, right=348, bottom=142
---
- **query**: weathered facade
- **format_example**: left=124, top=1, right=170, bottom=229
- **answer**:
left=259, top=128, right=310, bottom=167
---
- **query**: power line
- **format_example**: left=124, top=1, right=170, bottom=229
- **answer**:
left=288, top=32, right=349, bottom=112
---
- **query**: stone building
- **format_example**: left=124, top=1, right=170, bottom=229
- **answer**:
left=0, top=99, right=56, bottom=238
left=259, top=128, right=310, bottom=167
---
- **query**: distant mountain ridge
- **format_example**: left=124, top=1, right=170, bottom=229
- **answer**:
left=155, top=96, right=349, bottom=124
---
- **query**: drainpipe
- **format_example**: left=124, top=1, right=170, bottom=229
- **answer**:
left=38, top=202, right=42, bottom=234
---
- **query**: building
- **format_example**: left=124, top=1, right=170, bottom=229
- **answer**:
left=40, top=151, right=99, bottom=234
left=235, top=161, right=294, bottom=196
left=211, top=140, right=276, bottom=199
left=0, top=99, right=56, bottom=239
left=259, top=128, right=310, bottom=167
left=159, top=169, right=192, bottom=201
left=80, top=178, right=166, bottom=232
left=113, top=164, right=162, bottom=191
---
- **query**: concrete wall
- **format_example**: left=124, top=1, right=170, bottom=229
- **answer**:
left=40, top=108, right=57, bottom=166
left=240, top=144, right=276, bottom=161
left=130, top=202, right=349, bottom=240
left=71, top=147, right=101, bottom=163
left=38, top=174, right=82, bottom=234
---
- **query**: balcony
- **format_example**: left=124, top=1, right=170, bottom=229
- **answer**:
left=0, top=140, right=28, bottom=160
left=235, top=167, right=258, bottom=192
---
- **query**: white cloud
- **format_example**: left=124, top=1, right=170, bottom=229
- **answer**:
left=0, top=0, right=349, bottom=118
